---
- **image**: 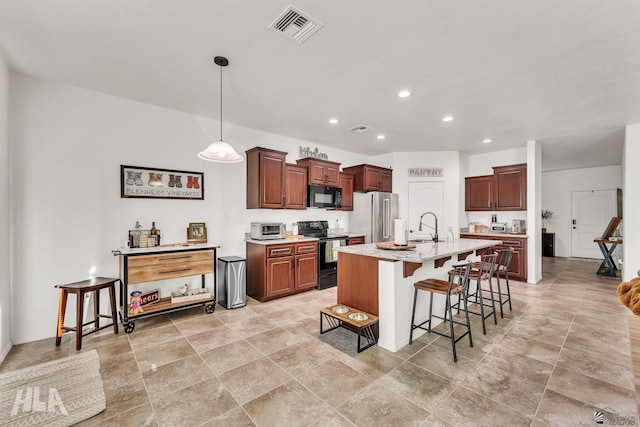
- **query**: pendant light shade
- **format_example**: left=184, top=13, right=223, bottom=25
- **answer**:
left=198, top=56, right=243, bottom=163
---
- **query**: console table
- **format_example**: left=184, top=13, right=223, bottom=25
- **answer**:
left=114, top=244, right=217, bottom=333
left=594, top=238, right=622, bottom=277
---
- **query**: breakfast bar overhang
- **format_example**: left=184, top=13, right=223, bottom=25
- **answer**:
left=336, top=239, right=501, bottom=352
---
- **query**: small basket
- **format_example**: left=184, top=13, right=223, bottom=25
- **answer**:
left=129, top=229, right=161, bottom=248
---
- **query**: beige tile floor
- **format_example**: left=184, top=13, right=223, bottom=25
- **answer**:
left=1, top=257, right=638, bottom=426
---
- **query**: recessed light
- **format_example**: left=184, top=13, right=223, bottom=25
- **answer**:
left=398, top=90, right=411, bottom=98
left=442, top=116, right=454, bottom=122
left=483, top=139, right=492, bottom=143
left=377, top=134, right=385, bottom=140
left=329, top=118, right=339, bottom=124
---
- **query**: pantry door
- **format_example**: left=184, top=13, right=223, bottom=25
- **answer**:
left=571, top=189, right=618, bottom=259
left=407, top=182, right=444, bottom=241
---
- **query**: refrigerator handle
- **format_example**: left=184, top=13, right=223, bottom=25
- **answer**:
left=383, top=198, right=390, bottom=239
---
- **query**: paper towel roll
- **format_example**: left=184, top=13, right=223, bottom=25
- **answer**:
left=394, top=219, right=407, bottom=246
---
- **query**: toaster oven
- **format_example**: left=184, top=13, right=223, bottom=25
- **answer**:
left=250, top=222, right=286, bottom=240
left=490, top=222, right=508, bottom=233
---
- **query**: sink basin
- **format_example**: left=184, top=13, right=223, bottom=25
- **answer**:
left=408, top=239, right=435, bottom=243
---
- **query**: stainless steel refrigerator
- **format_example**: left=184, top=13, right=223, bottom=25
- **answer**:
left=351, top=192, right=399, bottom=243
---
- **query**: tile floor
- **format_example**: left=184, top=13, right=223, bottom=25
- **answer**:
left=1, top=257, right=638, bottom=426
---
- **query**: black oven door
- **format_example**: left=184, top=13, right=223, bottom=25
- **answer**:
left=318, top=237, right=347, bottom=289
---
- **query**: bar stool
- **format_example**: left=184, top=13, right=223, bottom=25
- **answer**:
left=409, top=262, right=472, bottom=362
left=456, top=252, right=498, bottom=335
left=55, top=277, right=120, bottom=350
left=493, top=248, right=514, bottom=318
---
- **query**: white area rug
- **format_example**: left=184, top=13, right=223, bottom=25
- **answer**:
left=0, top=349, right=105, bottom=426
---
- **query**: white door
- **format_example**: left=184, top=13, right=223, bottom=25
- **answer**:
left=571, top=189, right=618, bottom=259
left=407, top=182, right=444, bottom=241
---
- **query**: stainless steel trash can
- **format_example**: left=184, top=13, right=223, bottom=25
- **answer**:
left=217, top=256, right=246, bottom=309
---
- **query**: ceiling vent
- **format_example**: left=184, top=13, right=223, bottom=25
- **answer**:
left=270, top=5, right=323, bottom=44
left=349, top=125, right=372, bottom=134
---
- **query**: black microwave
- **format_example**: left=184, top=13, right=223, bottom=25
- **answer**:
left=307, top=185, right=342, bottom=209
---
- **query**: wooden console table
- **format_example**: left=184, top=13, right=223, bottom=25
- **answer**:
left=114, top=244, right=217, bottom=333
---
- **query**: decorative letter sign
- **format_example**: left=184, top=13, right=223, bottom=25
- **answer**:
left=408, top=168, right=444, bottom=177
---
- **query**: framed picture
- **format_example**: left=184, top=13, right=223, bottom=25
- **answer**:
left=188, top=222, right=207, bottom=242
left=121, top=165, right=204, bottom=200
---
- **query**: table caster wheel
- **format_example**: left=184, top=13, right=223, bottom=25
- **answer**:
left=204, top=303, right=216, bottom=314
left=124, top=322, right=135, bottom=333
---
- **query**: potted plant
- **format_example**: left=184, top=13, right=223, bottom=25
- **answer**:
left=541, top=210, right=553, bottom=234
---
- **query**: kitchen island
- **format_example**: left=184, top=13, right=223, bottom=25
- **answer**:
left=336, top=238, right=500, bottom=352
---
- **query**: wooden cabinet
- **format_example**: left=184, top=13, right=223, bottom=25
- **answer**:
left=543, top=233, right=555, bottom=257
left=342, top=164, right=393, bottom=192
left=285, top=164, right=307, bottom=209
left=247, top=241, right=318, bottom=302
left=460, top=234, right=527, bottom=281
left=339, top=172, right=354, bottom=211
left=464, top=163, right=527, bottom=211
left=348, top=236, right=365, bottom=245
left=465, top=175, right=493, bottom=211
left=296, top=158, right=341, bottom=187
left=493, top=164, right=527, bottom=210
left=246, top=147, right=287, bottom=209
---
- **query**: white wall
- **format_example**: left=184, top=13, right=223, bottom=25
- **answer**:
left=9, top=74, right=368, bottom=344
left=0, top=53, right=11, bottom=360
left=373, top=151, right=462, bottom=236
left=623, top=124, right=640, bottom=281
left=541, top=165, right=621, bottom=257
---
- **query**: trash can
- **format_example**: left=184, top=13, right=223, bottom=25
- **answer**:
left=217, top=256, right=246, bottom=309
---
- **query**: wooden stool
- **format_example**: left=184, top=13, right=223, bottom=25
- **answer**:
left=55, top=277, right=120, bottom=350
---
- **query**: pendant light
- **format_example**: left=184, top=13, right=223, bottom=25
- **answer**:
left=197, top=56, right=243, bottom=163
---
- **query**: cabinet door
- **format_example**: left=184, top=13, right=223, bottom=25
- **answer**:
left=364, top=168, right=382, bottom=191
left=260, top=151, right=286, bottom=208
left=325, top=164, right=340, bottom=187
left=339, top=173, right=354, bottom=211
left=295, top=253, right=318, bottom=291
left=285, top=164, right=307, bottom=209
left=493, top=164, right=527, bottom=210
left=465, top=175, right=493, bottom=211
left=379, top=169, right=392, bottom=192
left=308, top=163, right=327, bottom=185
left=266, top=257, right=294, bottom=298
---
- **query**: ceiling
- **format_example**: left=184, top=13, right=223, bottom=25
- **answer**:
left=1, top=1, right=639, bottom=171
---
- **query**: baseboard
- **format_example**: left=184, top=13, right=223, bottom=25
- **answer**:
left=0, top=339, right=13, bottom=364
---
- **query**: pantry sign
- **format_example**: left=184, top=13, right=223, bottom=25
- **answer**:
left=408, top=167, right=444, bottom=177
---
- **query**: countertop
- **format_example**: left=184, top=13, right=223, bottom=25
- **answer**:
left=336, top=238, right=501, bottom=263
left=245, top=236, right=319, bottom=245
left=114, top=242, right=219, bottom=255
left=460, top=232, right=529, bottom=239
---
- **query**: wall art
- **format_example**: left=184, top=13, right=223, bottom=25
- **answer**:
left=121, top=165, right=204, bottom=200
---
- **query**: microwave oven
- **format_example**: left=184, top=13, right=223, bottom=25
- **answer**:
left=250, top=222, right=286, bottom=240
left=307, top=185, right=342, bottom=209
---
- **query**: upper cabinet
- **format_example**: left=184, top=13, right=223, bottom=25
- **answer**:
left=339, top=172, right=354, bottom=211
left=284, top=164, right=308, bottom=210
left=464, top=163, right=527, bottom=211
left=342, top=164, right=393, bottom=192
left=295, top=158, right=341, bottom=187
left=247, top=147, right=287, bottom=209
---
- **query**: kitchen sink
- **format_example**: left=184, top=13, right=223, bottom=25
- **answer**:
left=408, top=239, right=436, bottom=243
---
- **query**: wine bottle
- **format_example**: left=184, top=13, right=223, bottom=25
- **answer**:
left=150, top=222, right=158, bottom=246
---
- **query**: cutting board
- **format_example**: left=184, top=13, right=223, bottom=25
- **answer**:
left=376, top=242, right=416, bottom=250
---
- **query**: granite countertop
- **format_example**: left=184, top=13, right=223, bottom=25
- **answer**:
left=245, top=236, right=319, bottom=245
left=336, top=238, right=501, bottom=262
left=460, top=232, right=529, bottom=238
left=114, top=242, right=219, bottom=255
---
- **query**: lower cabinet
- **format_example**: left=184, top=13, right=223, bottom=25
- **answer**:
left=348, top=236, right=365, bottom=245
left=247, top=241, right=318, bottom=302
left=460, top=234, right=527, bottom=281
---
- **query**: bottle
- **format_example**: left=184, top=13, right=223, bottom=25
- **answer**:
left=150, top=222, right=158, bottom=246
left=447, top=227, right=454, bottom=242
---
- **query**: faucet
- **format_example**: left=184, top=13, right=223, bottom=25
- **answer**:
left=418, top=211, right=439, bottom=242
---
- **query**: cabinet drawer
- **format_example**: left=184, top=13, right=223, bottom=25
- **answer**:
left=496, top=238, right=525, bottom=248
left=267, top=244, right=294, bottom=258
left=296, top=242, right=318, bottom=254
left=126, top=250, right=215, bottom=284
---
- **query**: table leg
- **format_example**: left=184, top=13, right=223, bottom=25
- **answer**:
left=109, top=283, right=119, bottom=334
left=75, top=290, right=85, bottom=351
left=596, top=242, right=618, bottom=277
left=55, top=289, right=67, bottom=346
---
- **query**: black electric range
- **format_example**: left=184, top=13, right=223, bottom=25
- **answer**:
left=297, top=221, right=348, bottom=289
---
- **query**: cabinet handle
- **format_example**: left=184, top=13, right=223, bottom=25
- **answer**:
left=160, top=255, right=192, bottom=261
left=159, top=268, right=192, bottom=275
